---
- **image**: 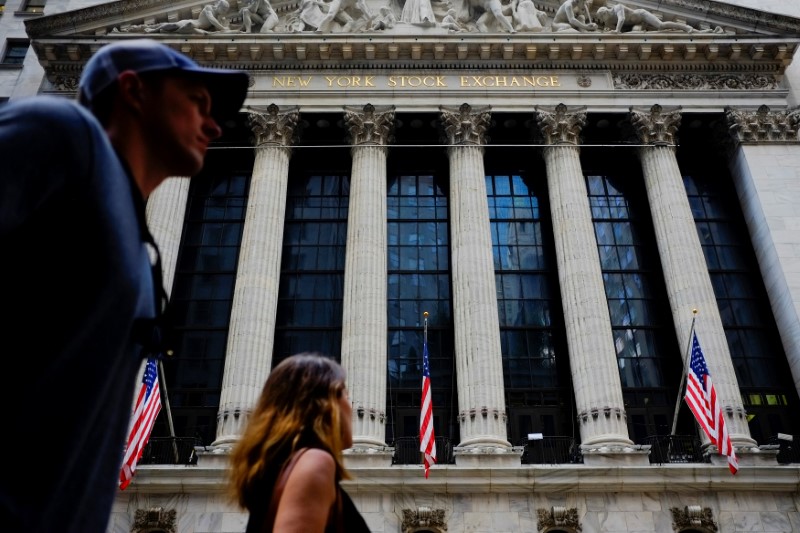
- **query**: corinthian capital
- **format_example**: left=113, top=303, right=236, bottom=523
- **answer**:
left=344, top=104, right=396, bottom=146
left=247, top=104, right=301, bottom=147
left=534, top=103, right=587, bottom=145
left=440, top=103, right=492, bottom=146
left=628, top=104, right=682, bottom=146
left=725, top=105, right=800, bottom=144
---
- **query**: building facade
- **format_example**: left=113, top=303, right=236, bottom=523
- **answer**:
left=4, top=0, right=800, bottom=531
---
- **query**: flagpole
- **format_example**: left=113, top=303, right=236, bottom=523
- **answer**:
left=670, top=309, right=698, bottom=437
left=157, top=359, right=180, bottom=463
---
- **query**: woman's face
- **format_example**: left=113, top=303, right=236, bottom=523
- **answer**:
left=338, top=387, right=353, bottom=450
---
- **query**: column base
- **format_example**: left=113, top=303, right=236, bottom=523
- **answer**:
left=343, top=447, right=395, bottom=468
left=705, top=444, right=780, bottom=467
left=580, top=444, right=652, bottom=466
left=453, top=445, right=522, bottom=467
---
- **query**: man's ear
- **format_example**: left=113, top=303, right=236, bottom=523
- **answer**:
left=115, top=70, right=148, bottom=113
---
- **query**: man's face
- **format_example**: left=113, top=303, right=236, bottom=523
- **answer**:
left=140, top=75, right=222, bottom=177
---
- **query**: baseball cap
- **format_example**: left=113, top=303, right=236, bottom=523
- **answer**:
left=79, top=39, right=249, bottom=123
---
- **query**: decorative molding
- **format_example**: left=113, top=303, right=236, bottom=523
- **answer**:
left=534, top=103, right=587, bottom=145
left=536, top=506, right=582, bottom=532
left=670, top=505, right=718, bottom=532
left=402, top=506, right=447, bottom=533
left=629, top=104, right=682, bottom=146
left=725, top=104, right=800, bottom=144
left=132, top=507, right=177, bottom=533
left=660, top=0, right=800, bottom=33
left=439, top=103, right=492, bottom=146
left=613, top=73, right=779, bottom=91
left=344, top=103, right=396, bottom=146
left=246, top=104, right=300, bottom=147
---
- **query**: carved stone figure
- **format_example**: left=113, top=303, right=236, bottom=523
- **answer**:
left=240, top=0, right=279, bottom=32
left=370, top=6, right=397, bottom=30
left=511, top=0, right=546, bottom=31
left=400, top=0, right=435, bottom=25
left=472, top=0, right=516, bottom=33
left=551, top=0, right=596, bottom=32
left=441, top=7, right=465, bottom=31
left=314, top=0, right=373, bottom=32
left=137, top=0, right=233, bottom=33
left=595, top=3, right=722, bottom=33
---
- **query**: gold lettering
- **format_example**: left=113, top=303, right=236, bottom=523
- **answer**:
left=324, top=76, right=336, bottom=87
left=550, top=76, right=560, bottom=87
left=522, top=76, right=535, bottom=86
left=273, top=76, right=287, bottom=87
left=364, top=76, right=375, bottom=87
left=535, top=76, right=549, bottom=87
left=495, top=77, right=507, bottom=87
left=509, top=77, right=520, bottom=87
left=471, top=76, right=485, bottom=86
left=460, top=76, right=470, bottom=86
left=388, top=76, right=397, bottom=87
left=437, top=76, right=447, bottom=87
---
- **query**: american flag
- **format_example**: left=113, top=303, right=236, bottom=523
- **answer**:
left=119, top=358, right=162, bottom=490
left=420, top=336, right=437, bottom=478
left=684, top=332, right=738, bottom=475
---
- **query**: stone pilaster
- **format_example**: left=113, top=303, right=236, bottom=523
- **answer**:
left=534, top=104, right=636, bottom=461
left=440, top=103, right=511, bottom=454
left=724, top=105, right=800, bottom=408
left=212, top=104, right=300, bottom=448
left=341, top=104, right=394, bottom=454
left=629, top=104, right=755, bottom=450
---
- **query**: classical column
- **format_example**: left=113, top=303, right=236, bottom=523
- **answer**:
left=534, top=104, right=635, bottom=460
left=629, top=104, right=756, bottom=450
left=341, top=104, right=395, bottom=453
left=724, top=105, right=800, bottom=407
left=146, top=177, right=190, bottom=296
left=212, top=105, right=300, bottom=447
left=440, top=103, right=511, bottom=452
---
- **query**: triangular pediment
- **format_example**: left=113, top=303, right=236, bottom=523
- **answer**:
left=23, top=0, right=800, bottom=96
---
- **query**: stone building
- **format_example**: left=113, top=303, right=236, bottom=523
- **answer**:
left=3, top=0, right=800, bottom=531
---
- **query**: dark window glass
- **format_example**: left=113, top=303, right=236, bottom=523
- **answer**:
left=158, top=169, right=250, bottom=445
left=2, top=40, right=28, bottom=64
left=387, top=172, right=456, bottom=444
left=20, top=0, right=44, bottom=13
left=683, top=164, right=800, bottom=442
left=274, top=173, right=347, bottom=363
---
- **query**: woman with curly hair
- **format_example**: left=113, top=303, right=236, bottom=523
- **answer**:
left=229, top=353, right=370, bottom=533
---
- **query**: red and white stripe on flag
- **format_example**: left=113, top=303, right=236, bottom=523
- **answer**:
left=420, top=339, right=437, bottom=478
left=684, top=333, right=738, bottom=474
left=120, top=358, right=162, bottom=490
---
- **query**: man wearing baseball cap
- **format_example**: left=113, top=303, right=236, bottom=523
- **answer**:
left=0, top=39, right=248, bottom=532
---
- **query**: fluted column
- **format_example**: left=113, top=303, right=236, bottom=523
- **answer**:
left=341, top=104, right=395, bottom=450
left=725, top=105, right=800, bottom=402
left=534, top=104, right=634, bottom=454
left=440, top=103, right=510, bottom=449
left=146, top=177, right=190, bottom=296
left=213, top=105, right=300, bottom=447
left=629, top=104, right=755, bottom=448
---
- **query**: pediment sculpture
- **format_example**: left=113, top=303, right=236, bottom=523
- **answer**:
left=113, top=0, right=726, bottom=35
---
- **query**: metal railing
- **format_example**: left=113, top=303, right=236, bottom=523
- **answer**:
left=520, top=436, right=583, bottom=465
left=392, top=436, right=455, bottom=465
left=767, top=434, right=800, bottom=464
left=642, top=435, right=705, bottom=464
left=137, top=437, right=201, bottom=465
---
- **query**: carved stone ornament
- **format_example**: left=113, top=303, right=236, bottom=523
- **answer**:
left=534, top=103, right=587, bottom=146
left=52, top=75, right=80, bottom=92
left=344, top=103, right=396, bottom=146
left=613, top=74, right=779, bottom=91
left=725, top=105, right=800, bottom=144
left=629, top=104, right=682, bottom=146
left=402, top=506, right=447, bottom=533
left=439, top=103, right=492, bottom=146
left=536, top=506, right=582, bottom=532
left=132, top=507, right=177, bottom=533
left=247, top=104, right=301, bottom=147
left=670, top=505, right=718, bottom=532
